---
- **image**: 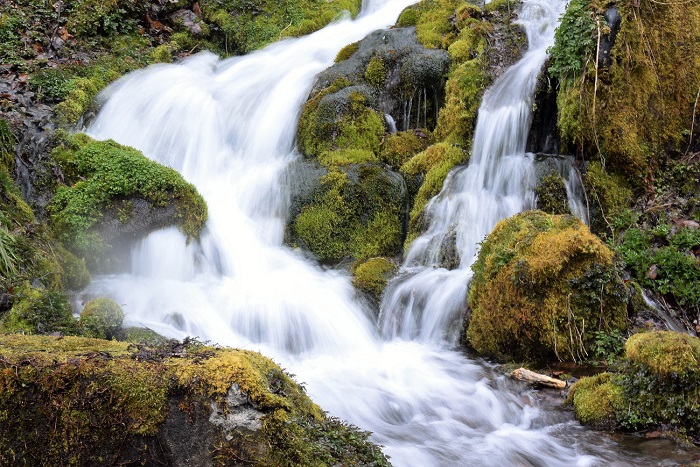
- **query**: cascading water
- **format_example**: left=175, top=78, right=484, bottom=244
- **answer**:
left=379, top=0, right=586, bottom=345
left=78, top=0, right=687, bottom=465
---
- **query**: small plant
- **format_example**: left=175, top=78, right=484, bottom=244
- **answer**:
left=547, top=0, right=596, bottom=81
left=591, top=329, right=626, bottom=364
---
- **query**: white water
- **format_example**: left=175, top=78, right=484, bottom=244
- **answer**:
left=80, top=0, right=635, bottom=465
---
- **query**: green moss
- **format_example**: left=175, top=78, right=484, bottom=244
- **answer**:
left=566, top=372, right=623, bottom=429
left=318, top=148, right=378, bottom=167
left=554, top=0, right=700, bottom=190
left=379, top=130, right=433, bottom=169
left=401, top=142, right=465, bottom=241
left=0, top=282, right=78, bottom=335
left=47, top=133, right=207, bottom=264
left=335, top=41, right=359, bottom=63
left=435, top=58, right=488, bottom=146
left=615, top=331, right=700, bottom=438
left=293, top=166, right=404, bottom=263
left=466, top=211, right=628, bottom=362
left=117, top=326, right=168, bottom=345
left=56, top=245, right=91, bottom=291
left=625, top=331, right=700, bottom=378
left=365, top=55, right=387, bottom=87
left=617, top=225, right=700, bottom=310
left=584, top=161, right=633, bottom=237
left=352, top=257, right=397, bottom=299
left=546, top=0, right=596, bottom=82
left=0, top=335, right=389, bottom=465
left=535, top=173, right=571, bottom=215
left=79, top=298, right=124, bottom=340
left=297, top=85, right=385, bottom=163
left=149, top=44, right=173, bottom=64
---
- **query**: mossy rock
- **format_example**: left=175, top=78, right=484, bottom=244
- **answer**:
left=0, top=335, right=389, bottom=466
left=466, top=211, right=628, bottom=362
left=379, top=129, right=433, bottom=170
left=401, top=142, right=466, bottom=243
left=535, top=172, right=571, bottom=215
left=566, top=372, right=623, bottom=430
left=625, top=331, right=700, bottom=378
left=0, top=282, right=77, bottom=335
left=291, top=165, right=406, bottom=264
left=47, top=133, right=207, bottom=270
left=552, top=0, right=700, bottom=190
left=352, top=257, right=397, bottom=300
left=79, top=297, right=125, bottom=340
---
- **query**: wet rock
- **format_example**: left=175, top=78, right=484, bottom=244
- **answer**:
left=171, top=9, right=203, bottom=36
left=311, top=27, right=450, bottom=132
left=598, top=8, right=621, bottom=68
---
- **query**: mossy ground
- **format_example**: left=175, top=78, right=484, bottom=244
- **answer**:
left=466, top=211, right=628, bottom=362
left=48, top=133, right=207, bottom=266
left=0, top=335, right=389, bottom=466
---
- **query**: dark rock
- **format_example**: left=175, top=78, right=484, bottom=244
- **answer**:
left=598, top=8, right=621, bottom=68
left=171, top=9, right=203, bottom=36
left=311, top=27, right=450, bottom=132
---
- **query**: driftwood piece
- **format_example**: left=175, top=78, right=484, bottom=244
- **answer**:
left=510, top=368, right=566, bottom=389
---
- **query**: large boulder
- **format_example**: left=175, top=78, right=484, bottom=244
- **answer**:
left=48, top=133, right=207, bottom=271
left=465, top=211, right=628, bottom=362
left=0, top=335, right=390, bottom=466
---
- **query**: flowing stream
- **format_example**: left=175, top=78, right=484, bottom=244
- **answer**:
left=80, top=0, right=693, bottom=465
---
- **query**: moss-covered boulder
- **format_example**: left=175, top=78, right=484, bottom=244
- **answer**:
left=79, top=297, right=125, bottom=340
left=352, top=257, right=398, bottom=301
left=0, top=335, right=390, bottom=466
left=465, top=211, right=628, bottom=362
left=47, top=133, right=207, bottom=270
left=566, top=372, right=623, bottom=430
left=535, top=172, right=571, bottom=216
left=306, top=27, right=450, bottom=140
left=568, top=331, right=700, bottom=442
left=289, top=165, right=406, bottom=264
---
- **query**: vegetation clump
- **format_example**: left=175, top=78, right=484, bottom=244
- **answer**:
left=292, top=166, right=404, bottom=263
left=535, top=172, right=571, bottom=215
left=352, top=257, right=397, bottom=300
left=47, top=133, right=207, bottom=265
left=79, top=298, right=125, bottom=340
left=0, top=334, right=390, bottom=466
left=0, top=282, right=77, bottom=336
left=568, top=331, right=700, bottom=442
left=465, top=210, right=628, bottom=362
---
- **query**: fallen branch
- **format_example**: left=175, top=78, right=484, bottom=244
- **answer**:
left=510, top=368, right=566, bottom=389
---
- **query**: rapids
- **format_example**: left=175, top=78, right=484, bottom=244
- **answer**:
left=78, top=0, right=690, bottom=465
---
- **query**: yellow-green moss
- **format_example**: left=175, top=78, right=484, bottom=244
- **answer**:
left=297, top=83, right=385, bottom=163
left=625, top=331, right=700, bottom=378
left=79, top=298, right=124, bottom=340
left=379, top=130, right=433, bottom=169
left=566, top=372, right=623, bottom=429
left=336, top=41, right=360, bottom=63
left=401, top=142, right=466, bottom=241
left=149, top=44, right=173, bottom=64
left=47, top=133, right=207, bottom=264
left=0, top=335, right=390, bottom=465
left=293, top=166, right=403, bottom=263
left=56, top=245, right=91, bottom=291
left=466, top=211, right=628, bottom=362
left=535, top=173, right=571, bottom=215
left=365, top=55, right=387, bottom=87
left=554, top=0, right=700, bottom=188
left=352, top=257, right=397, bottom=299
left=584, top=160, right=633, bottom=236
left=0, top=282, right=77, bottom=335
left=318, top=148, right=378, bottom=167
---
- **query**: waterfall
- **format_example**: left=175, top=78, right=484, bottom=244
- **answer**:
left=379, top=0, right=584, bottom=344
left=77, top=0, right=660, bottom=465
